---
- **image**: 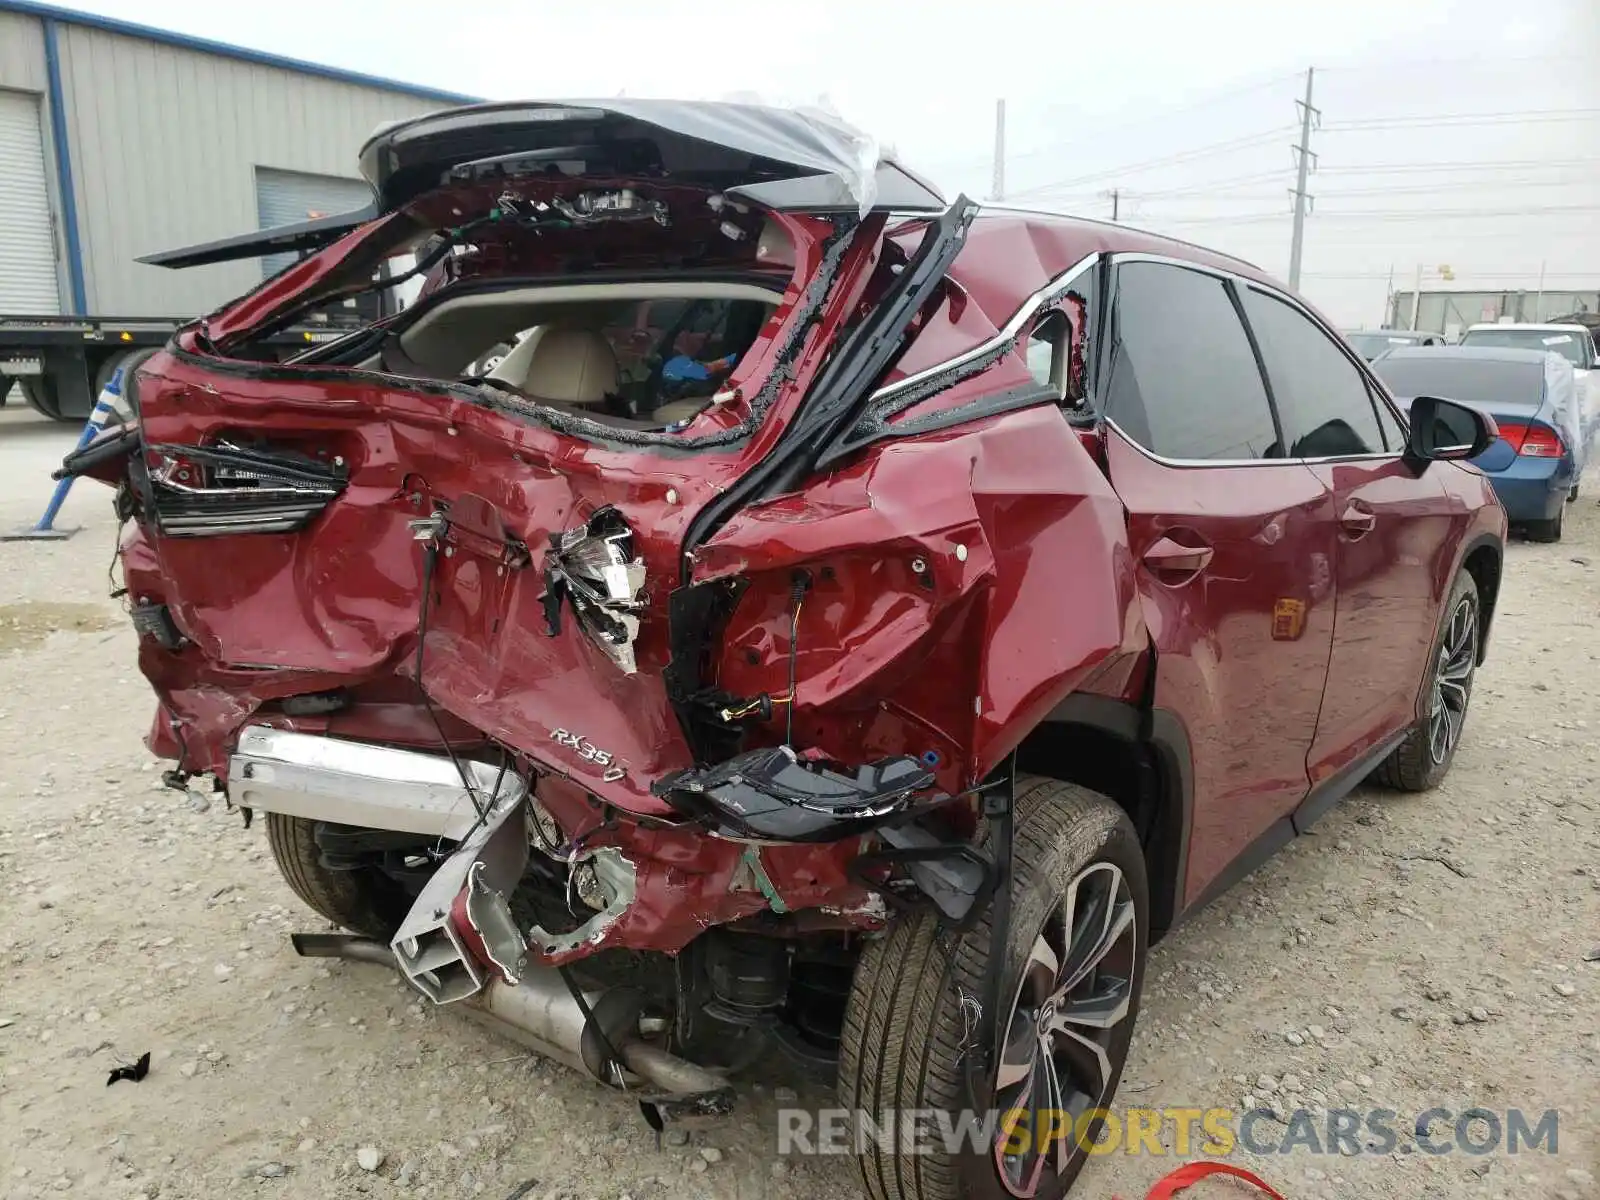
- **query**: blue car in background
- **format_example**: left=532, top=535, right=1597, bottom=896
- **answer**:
left=1373, top=345, right=1598, bottom=543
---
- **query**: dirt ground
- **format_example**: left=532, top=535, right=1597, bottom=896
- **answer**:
left=0, top=403, right=1595, bottom=1200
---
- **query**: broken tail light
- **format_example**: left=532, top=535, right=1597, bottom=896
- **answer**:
left=142, top=441, right=347, bottom=536
left=542, top=507, right=648, bottom=675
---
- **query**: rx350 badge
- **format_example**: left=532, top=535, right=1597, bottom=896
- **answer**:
left=550, top=729, right=625, bottom=781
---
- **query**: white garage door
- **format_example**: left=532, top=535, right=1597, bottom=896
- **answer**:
left=255, top=167, right=374, bottom=279
left=0, top=89, right=62, bottom=314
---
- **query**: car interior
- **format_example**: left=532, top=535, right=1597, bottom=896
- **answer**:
left=352, top=283, right=780, bottom=430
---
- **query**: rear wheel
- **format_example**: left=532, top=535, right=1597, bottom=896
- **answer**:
left=1374, top=571, right=1479, bottom=791
left=1526, top=505, right=1564, bottom=543
left=264, top=814, right=414, bottom=940
left=19, top=377, right=69, bottom=422
left=838, top=777, right=1148, bottom=1200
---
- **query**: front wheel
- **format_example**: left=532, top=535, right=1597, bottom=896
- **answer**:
left=838, top=777, right=1148, bottom=1200
left=1374, top=571, right=1480, bottom=792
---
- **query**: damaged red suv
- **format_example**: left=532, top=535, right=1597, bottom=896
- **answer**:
left=63, top=101, right=1506, bottom=1198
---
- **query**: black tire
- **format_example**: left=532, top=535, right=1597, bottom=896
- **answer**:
left=264, top=814, right=413, bottom=940
left=838, top=777, right=1148, bottom=1200
left=1526, top=505, right=1563, bottom=543
left=1373, top=571, right=1480, bottom=792
left=1568, top=484, right=1579, bottom=504
left=19, top=377, right=70, bottom=422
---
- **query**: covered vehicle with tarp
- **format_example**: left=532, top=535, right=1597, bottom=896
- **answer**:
left=1374, top=344, right=1592, bottom=540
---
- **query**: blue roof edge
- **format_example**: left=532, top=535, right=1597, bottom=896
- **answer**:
left=0, top=0, right=483, bottom=105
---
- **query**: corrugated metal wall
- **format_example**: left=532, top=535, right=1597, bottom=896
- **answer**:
left=0, top=9, right=62, bottom=319
left=254, top=167, right=378, bottom=278
left=0, top=10, right=452, bottom=319
left=0, top=89, right=61, bottom=313
left=55, top=23, right=444, bottom=316
left=0, top=10, right=47, bottom=91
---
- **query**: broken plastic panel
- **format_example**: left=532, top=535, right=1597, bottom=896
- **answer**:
left=653, top=746, right=937, bottom=842
left=850, top=822, right=998, bottom=929
left=542, top=507, right=647, bottom=675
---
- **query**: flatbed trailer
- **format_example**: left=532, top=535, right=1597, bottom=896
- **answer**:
left=0, top=312, right=358, bottom=422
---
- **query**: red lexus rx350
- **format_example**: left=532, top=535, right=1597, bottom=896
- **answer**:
left=65, top=100, right=1505, bottom=1199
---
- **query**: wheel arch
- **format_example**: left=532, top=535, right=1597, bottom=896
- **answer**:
left=1012, top=690, right=1193, bottom=941
left=1458, top=532, right=1503, bottom=664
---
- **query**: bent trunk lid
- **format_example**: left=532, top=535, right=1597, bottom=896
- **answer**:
left=140, top=100, right=944, bottom=275
left=359, top=100, right=944, bottom=217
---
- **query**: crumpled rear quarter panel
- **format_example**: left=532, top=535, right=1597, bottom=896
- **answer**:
left=695, top=404, right=1144, bottom=788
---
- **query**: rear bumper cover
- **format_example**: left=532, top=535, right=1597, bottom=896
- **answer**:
left=1483, top=454, right=1573, bottom=522
left=226, top=724, right=888, bottom=965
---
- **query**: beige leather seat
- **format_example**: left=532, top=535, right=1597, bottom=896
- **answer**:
left=485, top=322, right=708, bottom=428
left=489, top=326, right=618, bottom=408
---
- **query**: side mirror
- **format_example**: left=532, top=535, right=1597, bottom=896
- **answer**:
left=1406, top=395, right=1498, bottom=463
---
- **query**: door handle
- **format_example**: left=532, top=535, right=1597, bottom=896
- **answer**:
left=1339, top=504, right=1377, bottom=537
left=1142, top=536, right=1214, bottom=575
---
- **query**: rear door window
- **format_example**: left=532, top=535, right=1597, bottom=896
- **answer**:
left=1240, top=288, right=1390, bottom=457
left=1104, top=262, right=1281, bottom=460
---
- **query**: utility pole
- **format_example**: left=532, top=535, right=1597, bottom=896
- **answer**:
left=1410, top=263, right=1424, bottom=330
left=1287, top=67, right=1319, bottom=291
left=1107, top=188, right=1120, bottom=221
left=991, top=99, right=1006, bottom=202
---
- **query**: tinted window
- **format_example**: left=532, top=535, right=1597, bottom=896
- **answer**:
left=1371, top=356, right=1546, bottom=409
left=1243, top=289, right=1386, bottom=457
left=1105, top=263, right=1280, bottom=460
left=1459, top=327, right=1586, bottom=367
left=1344, top=330, right=1429, bottom=359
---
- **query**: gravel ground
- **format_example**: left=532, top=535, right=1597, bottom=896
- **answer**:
left=0, top=404, right=1595, bottom=1200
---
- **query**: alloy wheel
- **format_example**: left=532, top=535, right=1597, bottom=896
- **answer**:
left=991, top=862, right=1138, bottom=1198
left=1428, top=595, right=1477, bottom=765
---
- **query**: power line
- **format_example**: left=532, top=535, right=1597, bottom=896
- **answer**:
left=1303, top=270, right=1600, bottom=280
left=1078, top=176, right=1600, bottom=207
left=1009, top=155, right=1600, bottom=208
left=1154, top=203, right=1600, bottom=227
left=915, top=70, right=1301, bottom=178
left=1318, top=51, right=1596, bottom=73
left=1323, top=107, right=1600, bottom=132
left=1010, top=127, right=1295, bottom=197
left=1318, top=156, right=1600, bottom=175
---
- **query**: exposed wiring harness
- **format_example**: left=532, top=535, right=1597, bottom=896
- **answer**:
left=785, top=572, right=810, bottom=746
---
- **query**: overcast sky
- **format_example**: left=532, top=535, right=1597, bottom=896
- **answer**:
left=64, top=0, right=1600, bottom=325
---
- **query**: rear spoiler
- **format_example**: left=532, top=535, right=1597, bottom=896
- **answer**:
left=138, top=204, right=379, bottom=270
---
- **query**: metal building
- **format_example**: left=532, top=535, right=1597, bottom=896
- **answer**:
left=1389, top=287, right=1600, bottom=337
left=0, top=0, right=475, bottom=320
